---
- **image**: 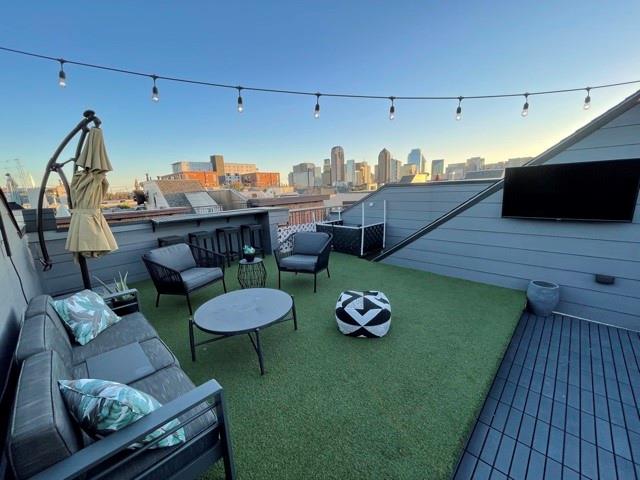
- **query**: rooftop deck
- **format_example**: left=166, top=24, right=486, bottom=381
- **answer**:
left=132, top=253, right=525, bottom=479
left=455, top=312, right=640, bottom=479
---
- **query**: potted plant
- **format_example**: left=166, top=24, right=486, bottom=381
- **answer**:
left=93, top=272, right=138, bottom=315
left=243, top=245, right=256, bottom=262
left=526, top=280, right=560, bottom=317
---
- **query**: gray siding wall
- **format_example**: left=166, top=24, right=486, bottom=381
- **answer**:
left=340, top=181, right=493, bottom=248
left=384, top=103, right=640, bottom=330
left=30, top=208, right=287, bottom=297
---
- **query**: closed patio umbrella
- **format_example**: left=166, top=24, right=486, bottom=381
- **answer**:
left=65, top=127, right=118, bottom=262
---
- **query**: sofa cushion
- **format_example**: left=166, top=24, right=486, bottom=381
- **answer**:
left=15, top=297, right=73, bottom=367
left=71, top=312, right=160, bottom=365
left=292, top=232, right=330, bottom=256
left=181, top=267, right=223, bottom=291
left=52, top=290, right=121, bottom=346
left=279, top=254, right=318, bottom=272
left=72, top=337, right=178, bottom=379
left=9, top=350, right=82, bottom=480
left=58, top=379, right=186, bottom=449
left=146, top=244, right=196, bottom=273
left=89, top=366, right=219, bottom=479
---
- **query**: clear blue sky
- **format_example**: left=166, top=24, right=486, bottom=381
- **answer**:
left=1, top=1, right=639, bottom=189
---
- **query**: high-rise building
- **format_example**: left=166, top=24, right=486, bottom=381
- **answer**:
left=322, top=158, right=332, bottom=186
left=354, top=161, right=371, bottom=186
left=377, top=148, right=392, bottom=184
left=431, top=159, right=445, bottom=180
left=446, top=162, right=466, bottom=180
left=330, top=146, right=345, bottom=185
left=290, top=162, right=316, bottom=188
left=465, top=157, right=485, bottom=172
left=390, top=158, right=402, bottom=183
left=400, top=164, right=418, bottom=177
left=345, top=159, right=356, bottom=184
left=407, top=149, right=426, bottom=173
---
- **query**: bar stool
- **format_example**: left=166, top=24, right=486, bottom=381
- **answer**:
left=240, top=224, right=265, bottom=255
left=157, top=235, right=184, bottom=248
left=216, top=226, right=243, bottom=267
left=188, top=230, right=215, bottom=251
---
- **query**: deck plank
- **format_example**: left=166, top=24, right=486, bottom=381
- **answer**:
left=454, top=312, right=640, bottom=479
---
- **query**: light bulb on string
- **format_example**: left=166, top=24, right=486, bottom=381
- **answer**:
left=58, top=59, right=66, bottom=88
left=583, top=88, right=591, bottom=110
left=455, top=96, right=463, bottom=121
left=521, top=93, right=529, bottom=117
left=314, top=93, right=321, bottom=119
left=237, top=87, right=244, bottom=113
left=151, top=75, right=159, bottom=102
left=389, top=97, right=395, bottom=120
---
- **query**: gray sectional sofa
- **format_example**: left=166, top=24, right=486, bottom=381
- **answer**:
left=6, top=294, right=235, bottom=479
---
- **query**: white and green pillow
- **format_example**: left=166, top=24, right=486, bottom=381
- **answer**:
left=58, top=379, right=185, bottom=448
left=52, top=290, right=121, bottom=345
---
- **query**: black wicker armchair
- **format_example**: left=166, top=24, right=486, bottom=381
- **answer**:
left=142, top=243, right=227, bottom=315
left=274, top=231, right=333, bottom=293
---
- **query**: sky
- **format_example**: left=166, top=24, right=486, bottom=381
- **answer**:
left=1, top=1, right=639, bottom=190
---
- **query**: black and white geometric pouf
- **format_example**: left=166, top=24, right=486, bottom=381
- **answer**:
left=335, top=290, right=391, bottom=338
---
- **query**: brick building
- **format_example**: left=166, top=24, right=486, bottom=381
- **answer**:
left=241, top=172, right=281, bottom=188
left=158, top=171, right=219, bottom=188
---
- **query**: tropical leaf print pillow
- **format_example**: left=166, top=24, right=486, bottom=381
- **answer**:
left=52, top=290, right=121, bottom=345
left=58, top=379, right=185, bottom=448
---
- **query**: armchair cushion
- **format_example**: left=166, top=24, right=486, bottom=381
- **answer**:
left=292, top=232, right=331, bottom=256
left=181, top=267, right=224, bottom=291
left=145, top=244, right=196, bottom=273
left=279, top=254, right=318, bottom=272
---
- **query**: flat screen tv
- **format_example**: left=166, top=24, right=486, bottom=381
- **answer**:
left=501, top=158, right=640, bottom=222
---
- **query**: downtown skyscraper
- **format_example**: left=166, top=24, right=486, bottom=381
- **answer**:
left=330, top=146, right=345, bottom=185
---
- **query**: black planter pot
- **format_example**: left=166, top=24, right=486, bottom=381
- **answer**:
left=244, top=254, right=255, bottom=262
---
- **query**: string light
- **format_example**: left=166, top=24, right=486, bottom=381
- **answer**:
left=456, top=97, right=463, bottom=121
left=1, top=46, right=639, bottom=118
left=389, top=97, right=395, bottom=120
left=583, top=87, right=591, bottom=110
left=237, top=86, right=244, bottom=113
left=521, top=93, right=529, bottom=117
left=58, top=59, right=66, bottom=88
left=151, top=75, right=159, bottom=102
left=314, top=93, right=320, bottom=118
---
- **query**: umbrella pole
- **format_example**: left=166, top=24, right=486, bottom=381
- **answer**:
left=36, top=110, right=101, bottom=291
left=78, top=255, right=91, bottom=290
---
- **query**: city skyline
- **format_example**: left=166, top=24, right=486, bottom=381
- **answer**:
left=1, top=2, right=639, bottom=188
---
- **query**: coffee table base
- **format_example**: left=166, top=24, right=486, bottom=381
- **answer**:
left=189, top=298, right=298, bottom=375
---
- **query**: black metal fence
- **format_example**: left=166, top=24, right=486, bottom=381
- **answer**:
left=316, top=220, right=384, bottom=257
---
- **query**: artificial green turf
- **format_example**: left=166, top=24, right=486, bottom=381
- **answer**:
left=132, top=253, right=524, bottom=480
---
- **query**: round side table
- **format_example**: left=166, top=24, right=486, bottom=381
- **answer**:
left=237, top=258, right=267, bottom=288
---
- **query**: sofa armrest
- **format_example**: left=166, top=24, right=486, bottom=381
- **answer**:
left=31, top=380, right=235, bottom=480
left=188, top=243, right=226, bottom=270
